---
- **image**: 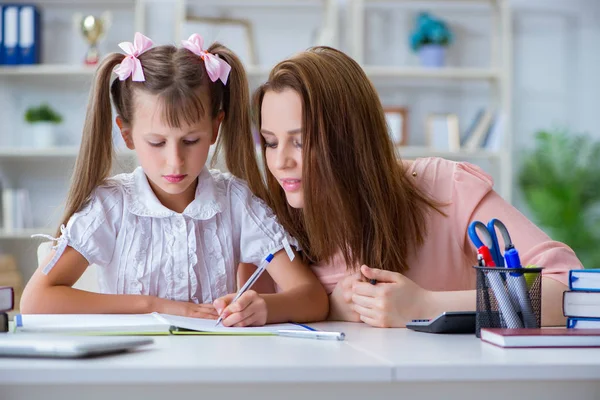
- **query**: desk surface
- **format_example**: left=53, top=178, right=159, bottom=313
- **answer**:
left=2, top=322, right=600, bottom=385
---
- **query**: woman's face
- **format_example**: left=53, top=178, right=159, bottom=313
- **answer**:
left=260, top=89, right=304, bottom=208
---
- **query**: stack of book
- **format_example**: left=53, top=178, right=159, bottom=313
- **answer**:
left=564, top=270, right=600, bottom=328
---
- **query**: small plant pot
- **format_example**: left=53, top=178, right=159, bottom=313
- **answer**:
left=418, top=44, right=446, bottom=68
left=29, top=122, right=57, bottom=148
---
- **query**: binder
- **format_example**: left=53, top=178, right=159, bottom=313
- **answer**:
left=18, top=5, right=40, bottom=64
left=2, top=5, right=19, bottom=65
left=0, top=5, right=4, bottom=65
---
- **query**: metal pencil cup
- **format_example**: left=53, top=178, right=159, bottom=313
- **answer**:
left=474, top=266, right=542, bottom=338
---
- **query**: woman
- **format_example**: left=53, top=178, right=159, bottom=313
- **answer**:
left=249, top=46, right=581, bottom=328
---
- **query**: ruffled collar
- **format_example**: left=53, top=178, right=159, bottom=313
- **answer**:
left=117, top=166, right=224, bottom=220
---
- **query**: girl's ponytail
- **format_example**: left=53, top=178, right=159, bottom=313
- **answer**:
left=56, top=53, right=124, bottom=236
left=208, top=44, right=267, bottom=201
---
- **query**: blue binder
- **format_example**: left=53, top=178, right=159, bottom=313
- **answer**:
left=2, top=5, right=19, bottom=65
left=18, top=5, right=40, bottom=64
left=0, top=5, right=3, bottom=65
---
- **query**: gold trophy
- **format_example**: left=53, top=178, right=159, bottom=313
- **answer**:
left=75, top=12, right=111, bottom=65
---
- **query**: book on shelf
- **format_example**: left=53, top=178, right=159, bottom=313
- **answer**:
left=563, top=291, right=600, bottom=318
left=15, top=313, right=315, bottom=336
left=569, top=269, right=600, bottom=291
left=462, top=109, right=494, bottom=150
left=480, top=327, right=600, bottom=348
left=1, top=188, right=33, bottom=231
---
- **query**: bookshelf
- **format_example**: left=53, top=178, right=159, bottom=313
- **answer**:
left=349, top=0, right=513, bottom=201
left=0, top=0, right=513, bottom=283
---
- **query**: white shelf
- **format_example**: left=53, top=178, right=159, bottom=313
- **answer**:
left=396, top=146, right=500, bottom=160
left=0, top=228, right=52, bottom=240
left=0, top=147, right=135, bottom=160
left=0, top=64, right=273, bottom=79
left=363, top=66, right=500, bottom=80
left=0, top=65, right=96, bottom=77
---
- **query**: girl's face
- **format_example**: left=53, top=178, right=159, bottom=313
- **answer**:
left=260, top=88, right=304, bottom=209
left=119, top=90, right=221, bottom=212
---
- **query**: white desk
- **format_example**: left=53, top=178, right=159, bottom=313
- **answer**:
left=1, top=322, right=600, bottom=400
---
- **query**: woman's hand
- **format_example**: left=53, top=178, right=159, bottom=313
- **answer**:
left=328, top=272, right=363, bottom=322
left=213, top=290, right=268, bottom=327
left=351, top=265, right=431, bottom=328
left=155, top=298, right=219, bottom=319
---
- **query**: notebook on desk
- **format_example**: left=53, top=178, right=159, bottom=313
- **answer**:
left=14, top=313, right=313, bottom=336
left=481, top=327, right=600, bottom=348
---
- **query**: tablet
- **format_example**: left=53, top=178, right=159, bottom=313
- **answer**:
left=406, top=311, right=476, bottom=334
left=0, top=334, right=154, bottom=358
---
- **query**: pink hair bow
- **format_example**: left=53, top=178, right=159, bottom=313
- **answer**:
left=114, top=32, right=153, bottom=82
left=181, top=33, right=231, bottom=84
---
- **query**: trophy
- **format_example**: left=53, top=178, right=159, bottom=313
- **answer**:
left=74, top=12, right=111, bottom=65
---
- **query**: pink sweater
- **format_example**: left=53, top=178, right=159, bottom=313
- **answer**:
left=311, top=157, right=582, bottom=294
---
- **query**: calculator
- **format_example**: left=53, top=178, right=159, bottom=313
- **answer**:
left=406, top=311, right=476, bottom=334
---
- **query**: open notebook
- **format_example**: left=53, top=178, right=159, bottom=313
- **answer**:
left=14, top=313, right=313, bottom=336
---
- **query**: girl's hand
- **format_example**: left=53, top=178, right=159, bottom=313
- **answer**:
left=155, top=298, right=219, bottom=319
left=328, top=272, right=363, bottom=322
left=351, top=265, right=431, bottom=328
left=213, top=290, right=268, bottom=327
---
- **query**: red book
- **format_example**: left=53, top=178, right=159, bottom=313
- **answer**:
left=0, top=287, right=14, bottom=312
left=480, top=327, right=600, bottom=348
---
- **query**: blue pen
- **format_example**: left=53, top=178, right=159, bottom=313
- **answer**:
left=505, top=246, right=537, bottom=328
left=215, top=254, right=274, bottom=326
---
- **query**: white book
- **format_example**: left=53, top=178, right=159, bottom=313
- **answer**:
left=462, top=110, right=494, bottom=151
left=563, top=291, right=600, bottom=318
left=15, top=313, right=312, bottom=336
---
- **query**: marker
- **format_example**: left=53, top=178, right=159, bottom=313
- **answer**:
left=505, top=247, right=537, bottom=328
left=277, top=330, right=345, bottom=341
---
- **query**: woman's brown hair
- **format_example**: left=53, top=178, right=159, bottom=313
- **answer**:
left=253, top=46, right=444, bottom=273
left=57, top=41, right=264, bottom=236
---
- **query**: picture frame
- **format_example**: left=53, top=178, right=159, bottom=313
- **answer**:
left=426, top=113, right=460, bottom=152
left=383, top=107, right=408, bottom=146
left=182, top=16, right=257, bottom=66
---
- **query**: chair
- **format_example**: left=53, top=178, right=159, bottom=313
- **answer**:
left=37, top=242, right=100, bottom=293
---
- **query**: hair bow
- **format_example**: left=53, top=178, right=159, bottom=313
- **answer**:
left=114, top=32, right=153, bottom=82
left=181, top=33, right=231, bottom=84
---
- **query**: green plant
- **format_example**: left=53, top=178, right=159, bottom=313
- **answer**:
left=518, top=129, right=600, bottom=269
left=409, top=12, right=453, bottom=51
left=24, top=103, right=63, bottom=124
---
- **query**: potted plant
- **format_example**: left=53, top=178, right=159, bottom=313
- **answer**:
left=518, top=129, right=600, bottom=269
left=409, top=12, right=453, bottom=68
left=24, top=103, right=63, bottom=148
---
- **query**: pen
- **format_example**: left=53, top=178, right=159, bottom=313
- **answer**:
left=215, top=253, right=274, bottom=326
left=505, top=247, right=537, bottom=328
left=277, top=330, right=345, bottom=341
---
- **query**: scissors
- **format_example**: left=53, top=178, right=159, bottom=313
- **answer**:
left=468, top=218, right=514, bottom=267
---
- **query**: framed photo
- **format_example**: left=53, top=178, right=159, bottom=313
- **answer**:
left=383, top=107, right=408, bottom=146
left=426, top=113, right=460, bottom=152
left=181, top=16, right=257, bottom=66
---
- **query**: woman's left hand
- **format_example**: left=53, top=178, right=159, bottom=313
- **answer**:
left=351, top=265, right=431, bottom=328
left=213, top=290, right=268, bottom=327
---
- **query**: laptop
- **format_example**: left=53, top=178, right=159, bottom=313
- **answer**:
left=0, top=334, right=154, bottom=358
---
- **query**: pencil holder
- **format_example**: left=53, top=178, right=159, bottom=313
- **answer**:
left=474, top=266, right=542, bottom=338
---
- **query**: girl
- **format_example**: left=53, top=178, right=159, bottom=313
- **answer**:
left=20, top=33, right=328, bottom=327
left=251, top=46, right=582, bottom=328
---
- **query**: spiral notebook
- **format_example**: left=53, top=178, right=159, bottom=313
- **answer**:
left=14, top=313, right=312, bottom=336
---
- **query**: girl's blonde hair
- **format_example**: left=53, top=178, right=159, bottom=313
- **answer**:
left=58, top=43, right=264, bottom=236
left=253, top=46, right=444, bottom=273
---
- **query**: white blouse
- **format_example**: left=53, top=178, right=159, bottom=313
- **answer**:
left=37, top=166, right=297, bottom=303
